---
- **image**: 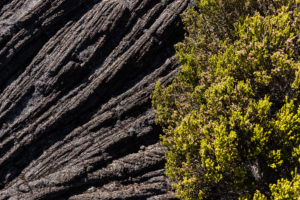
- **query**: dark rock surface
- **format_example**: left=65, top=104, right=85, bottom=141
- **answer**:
left=0, top=0, right=189, bottom=199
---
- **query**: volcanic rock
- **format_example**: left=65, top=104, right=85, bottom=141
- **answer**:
left=0, top=0, right=190, bottom=199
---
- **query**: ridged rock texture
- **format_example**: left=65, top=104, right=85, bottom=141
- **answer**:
left=0, top=0, right=190, bottom=199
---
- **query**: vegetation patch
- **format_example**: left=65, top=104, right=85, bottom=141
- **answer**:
left=152, top=0, right=300, bottom=199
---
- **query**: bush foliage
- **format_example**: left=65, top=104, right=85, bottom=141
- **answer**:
left=152, top=0, right=300, bottom=199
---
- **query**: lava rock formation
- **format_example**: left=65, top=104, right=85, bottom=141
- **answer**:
left=0, top=0, right=190, bottom=199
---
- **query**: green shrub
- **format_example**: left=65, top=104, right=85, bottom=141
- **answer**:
left=253, top=171, right=300, bottom=199
left=152, top=0, right=300, bottom=199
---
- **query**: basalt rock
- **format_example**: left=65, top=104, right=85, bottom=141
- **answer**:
left=0, top=0, right=190, bottom=199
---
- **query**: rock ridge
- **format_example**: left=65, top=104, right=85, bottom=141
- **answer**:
left=0, top=0, right=190, bottom=199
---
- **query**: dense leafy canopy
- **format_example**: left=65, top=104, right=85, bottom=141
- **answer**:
left=152, top=0, right=300, bottom=199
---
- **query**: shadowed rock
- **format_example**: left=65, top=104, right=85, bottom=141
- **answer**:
left=0, top=0, right=190, bottom=199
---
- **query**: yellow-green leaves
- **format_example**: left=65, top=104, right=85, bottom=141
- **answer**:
left=268, top=171, right=300, bottom=200
left=152, top=0, right=300, bottom=199
left=253, top=190, right=268, bottom=200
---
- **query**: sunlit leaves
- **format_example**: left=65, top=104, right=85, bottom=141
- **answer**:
left=152, top=0, right=300, bottom=199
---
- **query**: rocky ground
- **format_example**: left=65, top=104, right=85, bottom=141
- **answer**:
left=0, top=0, right=190, bottom=199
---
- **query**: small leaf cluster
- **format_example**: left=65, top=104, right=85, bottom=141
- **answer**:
left=152, top=0, right=300, bottom=199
